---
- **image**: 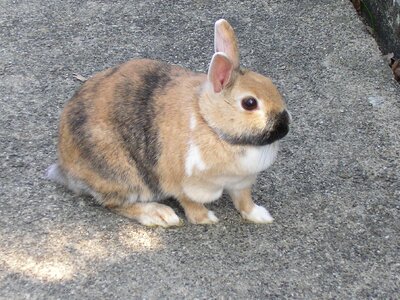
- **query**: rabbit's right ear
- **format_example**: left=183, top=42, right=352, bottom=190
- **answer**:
left=214, top=19, right=240, bottom=69
left=208, top=52, right=234, bottom=93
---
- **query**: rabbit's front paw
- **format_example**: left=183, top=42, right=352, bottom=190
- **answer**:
left=187, top=210, right=219, bottom=225
left=241, top=205, right=273, bottom=224
left=179, top=196, right=219, bottom=225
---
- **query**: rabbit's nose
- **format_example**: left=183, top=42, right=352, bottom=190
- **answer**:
left=269, top=110, right=290, bottom=141
left=277, top=109, right=291, bottom=126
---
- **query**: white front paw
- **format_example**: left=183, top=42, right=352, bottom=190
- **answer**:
left=207, top=211, right=219, bottom=223
left=186, top=210, right=219, bottom=224
left=241, top=205, right=274, bottom=223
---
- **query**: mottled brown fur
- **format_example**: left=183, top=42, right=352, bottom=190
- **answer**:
left=49, top=20, right=289, bottom=226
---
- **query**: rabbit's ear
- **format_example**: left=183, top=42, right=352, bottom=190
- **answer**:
left=214, top=19, right=239, bottom=69
left=208, top=52, right=234, bottom=93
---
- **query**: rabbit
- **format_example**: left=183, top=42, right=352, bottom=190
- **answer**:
left=46, top=19, right=290, bottom=227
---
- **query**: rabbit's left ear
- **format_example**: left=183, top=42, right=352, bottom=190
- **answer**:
left=208, top=52, right=234, bottom=93
left=214, top=19, right=240, bottom=69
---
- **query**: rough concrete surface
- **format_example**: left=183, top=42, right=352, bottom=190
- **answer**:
left=1, top=0, right=399, bottom=299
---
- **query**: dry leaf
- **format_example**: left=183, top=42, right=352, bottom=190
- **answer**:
left=391, top=59, right=400, bottom=82
left=352, top=0, right=361, bottom=12
left=72, top=73, right=88, bottom=82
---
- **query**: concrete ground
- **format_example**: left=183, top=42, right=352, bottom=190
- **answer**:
left=1, top=0, right=399, bottom=298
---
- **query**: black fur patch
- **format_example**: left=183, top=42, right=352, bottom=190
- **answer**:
left=218, top=110, right=290, bottom=146
left=68, top=97, right=87, bottom=136
left=67, top=93, right=117, bottom=179
left=112, top=62, right=172, bottom=194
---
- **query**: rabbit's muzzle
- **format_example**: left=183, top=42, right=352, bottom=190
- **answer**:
left=265, top=109, right=290, bottom=145
left=218, top=110, right=290, bottom=146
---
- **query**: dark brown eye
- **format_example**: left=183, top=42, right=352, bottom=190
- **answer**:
left=241, top=97, right=258, bottom=111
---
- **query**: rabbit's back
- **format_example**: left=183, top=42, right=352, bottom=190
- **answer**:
left=58, top=59, right=203, bottom=205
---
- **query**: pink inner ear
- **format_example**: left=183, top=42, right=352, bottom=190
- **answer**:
left=210, top=54, right=233, bottom=93
left=217, top=63, right=230, bottom=86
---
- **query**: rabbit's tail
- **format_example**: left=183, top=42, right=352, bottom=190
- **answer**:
left=46, top=163, right=93, bottom=196
left=46, top=163, right=67, bottom=185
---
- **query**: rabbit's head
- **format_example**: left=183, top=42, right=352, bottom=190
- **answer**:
left=200, top=19, right=290, bottom=146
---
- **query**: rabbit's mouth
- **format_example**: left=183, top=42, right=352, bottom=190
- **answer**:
left=216, top=110, right=290, bottom=146
left=219, top=125, right=288, bottom=146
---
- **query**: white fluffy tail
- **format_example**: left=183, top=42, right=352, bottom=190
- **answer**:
left=45, top=163, right=96, bottom=197
left=45, top=163, right=67, bottom=185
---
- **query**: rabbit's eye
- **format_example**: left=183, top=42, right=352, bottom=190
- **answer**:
left=241, top=97, right=258, bottom=111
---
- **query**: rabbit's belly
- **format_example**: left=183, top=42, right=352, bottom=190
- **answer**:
left=182, top=175, right=255, bottom=203
left=213, top=174, right=256, bottom=190
left=183, top=181, right=223, bottom=203
left=237, top=142, right=279, bottom=174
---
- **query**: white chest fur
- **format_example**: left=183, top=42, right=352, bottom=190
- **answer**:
left=237, top=142, right=279, bottom=174
left=185, top=139, right=207, bottom=176
left=182, top=142, right=279, bottom=203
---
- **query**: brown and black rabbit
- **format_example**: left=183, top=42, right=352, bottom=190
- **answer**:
left=47, top=19, right=290, bottom=227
